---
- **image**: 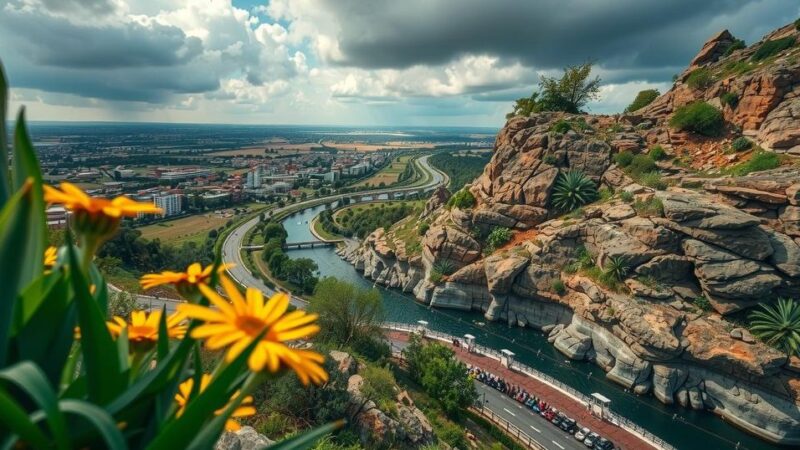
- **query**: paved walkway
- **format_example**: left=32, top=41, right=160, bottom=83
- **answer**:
left=387, top=331, right=658, bottom=450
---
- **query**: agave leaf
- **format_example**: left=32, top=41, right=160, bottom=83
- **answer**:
left=59, top=399, right=126, bottom=450
left=0, top=183, right=33, bottom=365
left=0, top=362, right=70, bottom=449
left=67, top=239, right=125, bottom=404
left=0, top=388, right=50, bottom=450
left=12, top=110, right=46, bottom=292
left=146, top=331, right=266, bottom=450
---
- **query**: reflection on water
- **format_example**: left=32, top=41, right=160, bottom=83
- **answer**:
left=282, top=204, right=779, bottom=450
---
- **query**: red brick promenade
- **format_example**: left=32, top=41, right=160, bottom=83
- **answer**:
left=387, top=331, right=659, bottom=450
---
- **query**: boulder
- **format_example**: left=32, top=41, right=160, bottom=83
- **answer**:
left=485, top=254, right=529, bottom=294
left=215, top=427, right=274, bottom=450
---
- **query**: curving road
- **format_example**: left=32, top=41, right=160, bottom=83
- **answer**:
left=221, top=154, right=447, bottom=307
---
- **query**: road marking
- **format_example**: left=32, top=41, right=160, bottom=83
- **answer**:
left=502, top=408, right=516, bottom=417
left=529, top=425, right=541, bottom=433
left=551, top=440, right=565, bottom=449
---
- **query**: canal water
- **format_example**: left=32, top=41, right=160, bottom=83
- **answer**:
left=282, top=203, right=779, bottom=450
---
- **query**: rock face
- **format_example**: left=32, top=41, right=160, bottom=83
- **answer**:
left=215, top=427, right=274, bottom=450
left=344, top=22, right=800, bottom=447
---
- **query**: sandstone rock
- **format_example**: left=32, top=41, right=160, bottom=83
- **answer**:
left=763, top=227, right=800, bottom=277
left=215, top=427, right=274, bottom=450
left=552, top=324, right=593, bottom=360
left=602, top=203, right=636, bottom=221
left=687, top=29, right=736, bottom=71
left=423, top=225, right=482, bottom=269
left=329, top=350, right=357, bottom=376
left=621, top=217, right=681, bottom=252
left=583, top=222, right=663, bottom=267
left=787, top=183, right=800, bottom=205
left=660, top=191, right=760, bottom=229
left=421, top=185, right=451, bottom=219
left=635, top=255, right=694, bottom=283
left=484, top=254, right=529, bottom=294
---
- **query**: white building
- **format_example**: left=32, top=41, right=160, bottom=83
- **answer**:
left=153, top=193, right=183, bottom=217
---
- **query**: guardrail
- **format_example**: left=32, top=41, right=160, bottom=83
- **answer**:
left=471, top=404, right=547, bottom=450
left=382, top=322, right=677, bottom=450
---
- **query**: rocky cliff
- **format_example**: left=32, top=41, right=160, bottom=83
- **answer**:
left=344, top=23, right=800, bottom=445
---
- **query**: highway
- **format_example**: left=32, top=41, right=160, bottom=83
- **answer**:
left=476, top=383, right=588, bottom=450
left=220, top=154, right=447, bottom=308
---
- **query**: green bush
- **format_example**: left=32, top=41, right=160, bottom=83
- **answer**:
left=486, top=227, right=513, bottom=250
left=731, top=137, right=751, bottom=152
left=720, top=92, right=739, bottom=108
left=550, top=171, right=599, bottom=212
left=543, top=154, right=559, bottom=165
left=669, top=102, right=724, bottom=136
left=627, top=154, right=657, bottom=176
left=602, top=256, right=629, bottom=282
left=428, top=270, right=443, bottom=284
left=639, top=171, right=667, bottom=190
left=418, top=222, right=430, bottom=236
left=619, top=191, right=634, bottom=203
left=686, top=68, right=714, bottom=90
left=625, top=89, right=660, bottom=113
left=751, top=36, right=796, bottom=62
left=723, top=38, right=746, bottom=57
left=432, top=260, right=455, bottom=276
left=728, top=150, right=781, bottom=176
left=614, top=151, right=634, bottom=167
left=447, top=188, right=475, bottom=209
left=598, top=186, right=614, bottom=201
left=551, top=279, right=566, bottom=296
left=649, top=145, right=667, bottom=161
left=551, top=120, right=572, bottom=134
left=693, top=296, right=713, bottom=312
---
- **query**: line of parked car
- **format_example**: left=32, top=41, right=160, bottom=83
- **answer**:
left=467, top=365, right=616, bottom=449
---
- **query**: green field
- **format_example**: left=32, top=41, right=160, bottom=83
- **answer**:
left=354, top=155, right=414, bottom=188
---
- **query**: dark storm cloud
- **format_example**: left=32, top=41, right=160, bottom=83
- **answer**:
left=322, top=0, right=796, bottom=74
left=37, top=0, right=118, bottom=16
left=1, top=10, right=202, bottom=69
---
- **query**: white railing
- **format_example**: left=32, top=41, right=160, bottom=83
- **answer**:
left=471, top=404, right=548, bottom=450
left=382, top=322, right=677, bottom=450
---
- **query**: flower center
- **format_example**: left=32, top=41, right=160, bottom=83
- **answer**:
left=236, top=316, right=267, bottom=336
left=129, top=325, right=157, bottom=341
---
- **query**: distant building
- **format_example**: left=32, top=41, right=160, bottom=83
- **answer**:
left=46, top=206, right=68, bottom=228
left=153, top=193, right=183, bottom=217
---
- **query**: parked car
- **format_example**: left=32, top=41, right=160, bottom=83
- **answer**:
left=560, top=417, right=577, bottom=433
left=594, top=437, right=615, bottom=450
left=583, top=432, right=600, bottom=448
left=575, top=427, right=591, bottom=441
left=543, top=408, right=558, bottom=421
left=551, top=412, right=565, bottom=426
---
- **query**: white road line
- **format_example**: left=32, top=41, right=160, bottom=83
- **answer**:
left=503, top=408, right=517, bottom=417
left=551, top=440, right=565, bottom=450
left=530, top=425, right=541, bottom=433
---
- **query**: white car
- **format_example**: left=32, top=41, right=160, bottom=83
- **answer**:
left=575, top=427, right=591, bottom=441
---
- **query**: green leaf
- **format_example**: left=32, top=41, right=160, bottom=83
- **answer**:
left=12, top=109, right=46, bottom=291
left=157, top=306, right=169, bottom=361
left=0, top=61, right=10, bottom=205
left=267, top=421, right=345, bottom=450
left=67, top=240, right=125, bottom=404
left=0, top=388, right=50, bottom=450
left=116, top=327, right=130, bottom=374
left=0, top=183, right=33, bottom=365
left=59, top=399, right=126, bottom=450
left=0, top=362, right=70, bottom=449
left=146, top=332, right=265, bottom=450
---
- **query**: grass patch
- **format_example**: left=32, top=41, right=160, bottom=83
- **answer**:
left=633, top=197, right=664, bottom=217
left=669, top=102, right=724, bottom=136
left=686, top=68, right=714, bottom=90
left=751, top=36, right=796, bottom=62
left=639, top=171, right=667, bottom=190
left=725, top=150, right=781, bottom=176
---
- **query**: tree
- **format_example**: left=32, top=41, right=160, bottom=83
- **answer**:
left=506, top=92, right=540, bottom=119
left=507, top=62, right=601, bottom=116
left=538, top=62, right=601, bottom=113
left=402, top=335, right=477, bottom=416
left=625, top=89, right=660, bottom=113
left=107, top=291, right=141, bottom=319
left=749, top=298, right=800, bottom=357
left=310, top=278, right=384, bottom=349
left=263, top=222, right=287, bottom=241
left=284, top=258, right=319, bottom=294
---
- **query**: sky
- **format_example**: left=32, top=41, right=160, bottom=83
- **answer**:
left=1, top=0, right=797, bottom=127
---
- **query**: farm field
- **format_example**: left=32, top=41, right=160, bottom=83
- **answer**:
left=321, top=141, right=436, bottom=151
left=354, top=155, right=415, bottom=188
left=138, top=212, right=230, bottom=245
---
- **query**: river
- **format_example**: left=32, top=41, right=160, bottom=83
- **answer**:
left=282, top=203, right=778, bottom=450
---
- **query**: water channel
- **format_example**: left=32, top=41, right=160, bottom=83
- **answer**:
left=282, top=202, right=778, bottom=450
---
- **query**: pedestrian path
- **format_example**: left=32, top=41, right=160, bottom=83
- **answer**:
left=387, top=331, right=658, bottom=450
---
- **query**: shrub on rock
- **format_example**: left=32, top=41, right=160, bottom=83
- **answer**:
left=625, top=89, right=660, bottom=113
left=669, top=102, right=724, bottom=136
left=550, top=171, right=599, bottom=212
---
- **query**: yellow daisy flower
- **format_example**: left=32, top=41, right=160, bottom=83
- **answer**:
left=44, top=182, right=162, bottom=239
left=140, top=262, right=232, bottom=297
left=44, top=246, right=57, bottom=269
left=178, top=276, right=328, bottom=384
left=107, top=310, right=186, bottom=350
left=174, top=374, right=255, bottom=431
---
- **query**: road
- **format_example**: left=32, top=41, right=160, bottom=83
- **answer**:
left=476, top=383, right=588, bottom=450
left=221, top=154, right=447, bottom=308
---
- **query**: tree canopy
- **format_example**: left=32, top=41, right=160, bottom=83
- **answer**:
left=507, top=62, right=601, bottom=118
left=310, top=277, right=385, bottom=351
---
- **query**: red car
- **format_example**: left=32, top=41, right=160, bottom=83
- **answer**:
left=543, top=408, right=558, bottom=421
